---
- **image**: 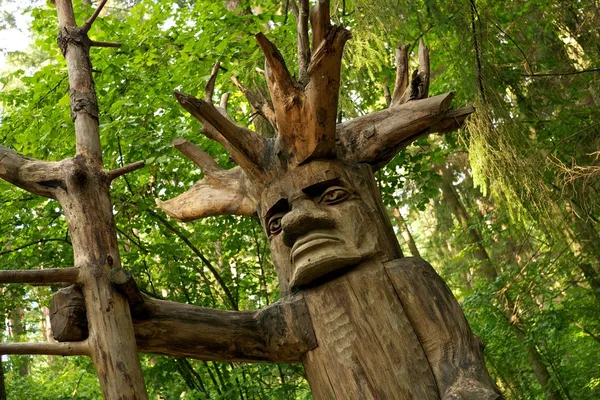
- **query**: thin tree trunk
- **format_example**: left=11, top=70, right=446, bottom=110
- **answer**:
left=438, top=164, right=563, bottom=400
left=0, top=353, right=5, bottom=400
left=9, top=309, right=29, bottom=376
left=562, top=201, right=600, bottom=303
left=392, top=206, right=421, bottom=257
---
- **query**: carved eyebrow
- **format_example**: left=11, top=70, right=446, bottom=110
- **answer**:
left=302, top=178, right=343, bottom=197
left=265, top=198, right=289, bottom=222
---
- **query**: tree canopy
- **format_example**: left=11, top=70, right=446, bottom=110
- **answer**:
left=1, top=0, right=599, bottom=399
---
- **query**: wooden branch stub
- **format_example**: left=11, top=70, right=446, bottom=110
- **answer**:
left=156, top=165, right=257, bottom=221
left=173, top=138, right=220, bottom=174
left=174, top=90, right=268, bottom=177
left=337, top=92, right=456, bottom=168
left=0, top=146, right=65, bottom=198
left=220, top=92, right=230, bottom=109
left=50, top=285, right=89, bottom=342
left=427, top=105, right=475, bottom=133
left=106, top=160, right=145, bottom=181
left=310, top=0, right=331, bottom=50
left=255, top=33, right=297, bottom=99
left=0, top=267, right=79, bottom=285
left=231, top=76, right=277, bottom=129
left=418, top=39, right=430, bottom=99
left=296, top=0, right=310, bottom=84
left=109, top=268, right=156, bottom=319
left=90, top=40, right=121, bottom=48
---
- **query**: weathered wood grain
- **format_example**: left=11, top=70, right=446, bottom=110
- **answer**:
left=50, top=285, right=89, bottom=342
left=302, top=258, right=440, bottom=399
left=385, top=257, right=501, bottom=399
left=49, top=285, right=317, bottom=363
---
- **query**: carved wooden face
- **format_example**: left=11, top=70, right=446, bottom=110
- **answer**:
left=260, top=160, right=400, bottom=294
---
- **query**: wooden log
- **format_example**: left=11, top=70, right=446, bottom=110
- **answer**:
left=134, top=294, right=316, bottom=363
left=48, top=285, right=317, bottom=363
left=0, top=267, right=79, bottom=285
left=49, top=285, right=89, bottom=342
left=385, top=257, right=501, bottom=399
left=0, top=341, right=89, bottom=356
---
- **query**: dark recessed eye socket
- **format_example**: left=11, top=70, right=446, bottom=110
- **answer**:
left=319, top=186, right=350, bottom=205
left=268, top=213, right=284, bottom=235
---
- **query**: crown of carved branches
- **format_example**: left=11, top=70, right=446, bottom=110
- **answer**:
left=157, top=0, right=473, bottom=221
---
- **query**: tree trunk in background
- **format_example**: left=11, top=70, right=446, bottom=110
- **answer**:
left=563, top=201, right=600, bottom=304
left=392, top=206, right=421, bottom=257
left=0, top=356, right=5, bottom=400
left=439, top=164, right=564, bottom=400
left=438, top=166, right=497, bottom=280
left=9, top=309, right=29, bottom=377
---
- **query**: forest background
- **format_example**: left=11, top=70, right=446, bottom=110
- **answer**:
left=0, top=0, right=598, bottom=399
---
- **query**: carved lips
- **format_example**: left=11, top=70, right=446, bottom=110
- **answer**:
left=291, top=232, right=342, bottom=265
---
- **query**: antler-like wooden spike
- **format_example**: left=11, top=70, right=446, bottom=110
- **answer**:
left=231, top=76, right=277, bottom=129
left=391, top=44, right=410, bottom=107
left=174, top=91, right=269, bottom=179
left=205, top=61, right=221, bottom=103
left=337, top=92, right=456, bottom=168
left=418, top=39, right=430, bottom=99
left=295, top=0, right=310, bottom=84
left=156, top=166, right=256, bottom=221
left=310, top=0, right=331, bottom=50
left=156, top=139, right=257, bottom=221
left=255, top=33, right=298, bottom=100
left=173, top=138, right=220, bottom=175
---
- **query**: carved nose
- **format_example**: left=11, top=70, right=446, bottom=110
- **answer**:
left=281, top=200, right=334, bottom=248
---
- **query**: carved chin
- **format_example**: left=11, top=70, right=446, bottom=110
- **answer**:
left=289, top=239, right=362, bottom=288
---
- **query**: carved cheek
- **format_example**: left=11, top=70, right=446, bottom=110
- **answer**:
left=330, top=200, right=377, bottom=253
left=267, top=234, right=294, bottom=294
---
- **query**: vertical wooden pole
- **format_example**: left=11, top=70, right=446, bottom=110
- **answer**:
left=52, top=1, right=148, bottom=398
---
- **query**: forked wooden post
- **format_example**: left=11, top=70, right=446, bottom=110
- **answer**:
left=0, top=0, right=147, bottom=398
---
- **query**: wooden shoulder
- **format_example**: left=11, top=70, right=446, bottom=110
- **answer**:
left=385, top=257, right=502, bottom=400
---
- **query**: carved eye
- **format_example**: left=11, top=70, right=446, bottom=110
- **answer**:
left=319, top=186, right=350, bottom=205
left=268, top=213, right=284, bottom=235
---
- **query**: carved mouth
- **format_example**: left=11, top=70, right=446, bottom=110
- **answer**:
left=291, top=232, right=342, bottom=264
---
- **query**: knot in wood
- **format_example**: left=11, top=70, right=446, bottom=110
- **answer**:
left=70, top=90, right=99, bottom=121
left=57, top=26, right=91, bottom=57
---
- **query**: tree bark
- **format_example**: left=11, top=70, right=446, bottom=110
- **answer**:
left=53, top=1, right=148, bottom=397
left=438, top=164, right=563, bottom=400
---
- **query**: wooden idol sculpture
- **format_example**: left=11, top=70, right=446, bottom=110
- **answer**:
left=156, top=1, right=501, bottom=398
left=0, top=0, right=501, bottom=398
